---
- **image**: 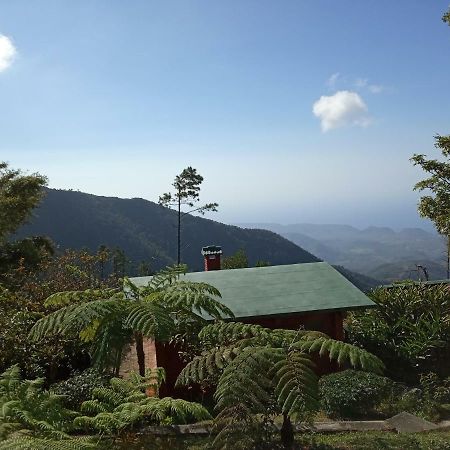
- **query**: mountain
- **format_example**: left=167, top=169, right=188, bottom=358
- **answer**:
left=238, top=223, right=446, bottom=282
left=15, top=189, right=320, bottom=273
left=371, top=260, right=448, bottom=283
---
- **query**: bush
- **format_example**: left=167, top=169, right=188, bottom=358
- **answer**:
left=346, top=283, right=450, bottom=384
left=51, top=368, right=111, bottom=409
left=319, top=370, right=397, bottom=419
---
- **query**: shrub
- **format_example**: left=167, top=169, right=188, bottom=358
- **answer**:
left=347, top=283, right=450, bottom=384
left=51, top=368, right=111, bottom=409
left=319, top=370, right=397, bottom=419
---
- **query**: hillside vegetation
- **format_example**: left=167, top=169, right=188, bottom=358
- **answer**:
left=16, top=189, right=320, bottom=273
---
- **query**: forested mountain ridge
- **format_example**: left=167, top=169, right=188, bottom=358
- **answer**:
left=15, top=189, right=320, bottom=273
left=238, top=222, right=447, bottom=282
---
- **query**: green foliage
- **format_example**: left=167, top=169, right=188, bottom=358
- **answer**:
left=300, top=431, right=450, bottom=450
left=159, top=166, right=218, bottom=264
left=177, top=321, right=383, bottom=447
left=0, top=365, right=87, bottom=448
left=319, top=369, right=397, bottom=419
left=16, top=188, right=319, bottom=272
left=444, top=7, right=450, bottom=25
left=0, top=162, right=50, bottom=287
left=29, top=266, right=233, bottom=374
left=347, top=283, right=450, bottom=382
left=411, top=135, right=450, bottom=276
left=74, top=370, right=211, bottom=435
left=222, top=249, right=249, bottom=270
left=159, top=166, right=218, bottom=214
left=0, top=436, right=97, bottom=450
left=389, top=373, right=450, bottom=422
left=0, top=162, right=47, bottom=242
left=51, top=368, right=111, bottom=409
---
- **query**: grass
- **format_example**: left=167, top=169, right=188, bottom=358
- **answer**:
left=299, top=431, right=450, bottom=450
left=96, top=431, right=450, bottom=449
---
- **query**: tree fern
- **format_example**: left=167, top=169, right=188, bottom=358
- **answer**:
left=125, top=302, right=174, bottom=340
left=294, top=336, right=385, bottom=373
left=44, top=288, right=119, bottom=308
left=177, top=320, right=385, bottom=448
left=214, top=347, right=276, bottom=412
left=29, top=266, right=232, bottom=374
left=270, top=351, right=319, bottom=420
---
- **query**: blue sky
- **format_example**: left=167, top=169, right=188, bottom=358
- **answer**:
left=1, top=1, right=450, bottom=229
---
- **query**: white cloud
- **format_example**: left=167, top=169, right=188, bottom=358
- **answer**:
left=0, top=35, right=16, bottom=72
left=368, top=84, right=384, bottom=94
left=312, top=90, right=371, bottom=132
left=326, top=72, right=340, bottom=88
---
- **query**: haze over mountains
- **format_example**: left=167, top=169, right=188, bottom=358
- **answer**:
left=238, top=223, right=448, bottom=282
left=16, top=188, right=443, bottom=288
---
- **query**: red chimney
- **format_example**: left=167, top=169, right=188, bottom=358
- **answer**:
left=201, top=245, right=222, bottom=271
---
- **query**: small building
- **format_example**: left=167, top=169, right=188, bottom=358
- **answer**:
left=124, top=245, right=375, bottom=395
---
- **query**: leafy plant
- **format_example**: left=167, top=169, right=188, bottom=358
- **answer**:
left=29, top=265, right=233, bottom=375
left=319, top=369, right=397, bottom=419
left=347, top=282, right=450, bottom=383
left=0, top=365, right=96, bottom=449
left=74, top=369, right=211, bottom=436
left=176, top=321, right=383, bottom=449
left=51, top=368, right=111, bottom=409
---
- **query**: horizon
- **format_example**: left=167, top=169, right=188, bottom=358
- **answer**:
left=2, top=1, right=449, bottom=231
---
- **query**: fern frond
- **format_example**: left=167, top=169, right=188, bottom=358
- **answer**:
left=214, top=347, right=277, bottom=412
left=140, top=265, right=188, bottom=293
left=198, top=321, right=271, bottom=346
left=294, top=336, right=385, bottom=373
left=139, top=397, right=212, bottom=424
left=0, top=436, right=97, bottom=450
left=125, top=302, right=175, bottom=340
left=28, top=304, right=80, bottom=341
left=29, top=298, right=128, bottom=341
left=176, top=345, right=243, bottom=386
left=163, top=281, right=234, bottom=320
left=44, top=288, right=119, bottom=308
left=270, top=350, right=319, bottom=419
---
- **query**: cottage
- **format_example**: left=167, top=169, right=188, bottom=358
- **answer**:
left=123, top=245, right=375, bottom=395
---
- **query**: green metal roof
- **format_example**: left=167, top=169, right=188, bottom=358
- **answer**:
left=130, top=262, right=375, bottom=319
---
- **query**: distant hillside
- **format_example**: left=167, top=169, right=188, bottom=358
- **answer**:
left=371, top=260, right=448, bottom=283
left=238, top=223, right=446, bottom=282
left=16, top=189, right=320, bottom=273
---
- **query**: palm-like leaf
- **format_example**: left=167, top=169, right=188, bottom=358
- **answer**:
left=178, top=318, right=385, bottom=437
left=214, top=347, right=276, bottom=411
left=294, top=336, right=384, bottom=373
left=74, top=372, right=211, bottom=434
left=125, top=302, right=175, bottom=340
left=271, top=351, right=319, bottom=419
left=29, top=266, right=232, bottom=372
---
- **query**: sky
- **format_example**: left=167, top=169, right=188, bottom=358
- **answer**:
left=1, top=1, right=450, bottom=230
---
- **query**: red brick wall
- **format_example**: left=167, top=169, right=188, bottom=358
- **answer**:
left=119, top=337, right=158, bottom=378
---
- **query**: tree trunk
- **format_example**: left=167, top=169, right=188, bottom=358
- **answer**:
left=280, top=413, right=294, bottom=449
left=177, top=196, right=181, bottom=265
left=447, top=235, right=450, bottom=279
left=134, top=332, right=146, bottom=377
